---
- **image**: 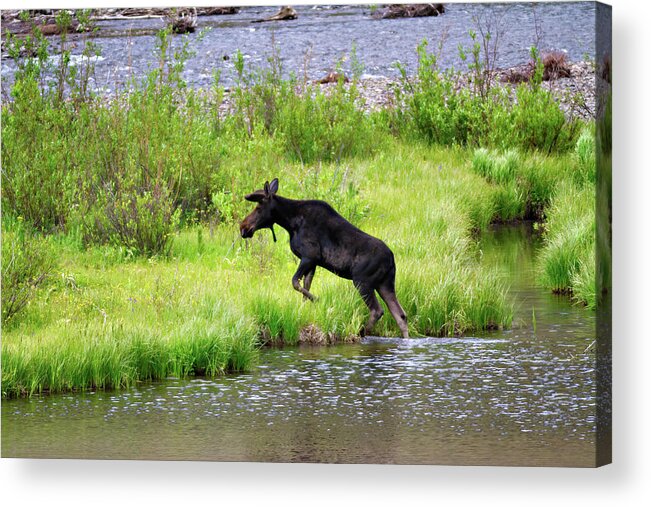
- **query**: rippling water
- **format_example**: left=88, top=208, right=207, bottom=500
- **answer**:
left=1, top=3, right=596, bottom=92
left=2, top=223, right=598, bottom=466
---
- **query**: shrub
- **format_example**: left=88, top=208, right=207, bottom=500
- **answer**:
left=1, top=77, right=77, bottom=232
left=508, top=49, right=580, bottom=153
left=81, top=172, right=181, bottom=257
left=541, top=51, right=572, bottom=81
left=394, top=40, right=477, bottom=146
left=276, top=82, right=377, bottom=163
left=394, top=40, right=582, bottom=153
left=229, top=46, right=379, bottom=164
left=1, top=218, right=56, bottom=324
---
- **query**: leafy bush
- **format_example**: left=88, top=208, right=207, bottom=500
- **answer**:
left=276, top=82, right=376, bottom=164
left=393, top=40, right=582, bottom=153
left=1, top=218, right=56, bottom=324
left=1, top=78, right=77, bottom=232
left=82, top=176, right=181, bottom=257
left=394, top=40, right=478, bottom=146
left=228, top=46, right=379, bottom=164
left=509, top=63, right=579, bottom=154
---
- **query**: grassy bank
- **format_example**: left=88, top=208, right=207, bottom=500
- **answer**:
left=2, top=141, right=521, bottom=397
left=1, top=22, right=597, bottom=397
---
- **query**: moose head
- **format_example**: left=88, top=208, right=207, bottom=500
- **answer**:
left=240, top=178, right=279, bottom=241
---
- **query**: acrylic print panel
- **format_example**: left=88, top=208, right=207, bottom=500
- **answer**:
left=1, top=2, right=611, bottom=467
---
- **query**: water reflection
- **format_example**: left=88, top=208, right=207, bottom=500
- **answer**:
left=2, top=224, right=597, bottom=466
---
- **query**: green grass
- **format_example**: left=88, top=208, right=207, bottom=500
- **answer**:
left=468, top=135, right=597, bottom=308
left=2, top=141, right=518, bottom=397
left=538, top=180, right=596, bottom=308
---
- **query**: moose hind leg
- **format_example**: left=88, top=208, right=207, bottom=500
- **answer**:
left=378, top=286, right=409, bottom=338
left=355, top=283, right=384, bottom=336
left=302, top=267, right=317, bottom=301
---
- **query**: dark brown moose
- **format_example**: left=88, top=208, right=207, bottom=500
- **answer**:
left=240, top=178, right=409, bottom=338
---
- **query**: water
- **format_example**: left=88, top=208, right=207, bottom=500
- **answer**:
left=1, top=3, right=596, bottom=92
left=1, top=223, right=598, bottom=466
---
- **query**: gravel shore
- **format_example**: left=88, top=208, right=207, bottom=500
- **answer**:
left=312, top=61, right=596, bottom=120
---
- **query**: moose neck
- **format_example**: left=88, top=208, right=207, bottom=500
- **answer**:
left=271, top=195, right=304, bottom=236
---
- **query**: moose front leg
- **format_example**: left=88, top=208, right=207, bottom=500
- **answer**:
left=292, top=259, right=317, bottom=301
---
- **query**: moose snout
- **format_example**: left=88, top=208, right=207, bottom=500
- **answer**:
left=240, top=221, right=254, bottom=238
left=240, top=225, right=252, bottom=238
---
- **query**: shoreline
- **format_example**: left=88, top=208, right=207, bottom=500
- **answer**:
left=310, top=60, right=596, bottom=120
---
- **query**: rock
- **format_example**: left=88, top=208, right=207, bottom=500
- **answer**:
left=374, top=3, right=445, bottom=20
left=90, top=7, right=238, bottom=20
left=2, top=18, right=89, bottom=37
left=315, top=71, right=350, bottom=84
left=254, top=6, right=297, bottom=23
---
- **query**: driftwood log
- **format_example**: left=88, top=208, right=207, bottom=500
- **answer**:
left=315, top=71, right=350, bottom=84
left=373, top=4, right=445, bottom=20
left=165, top=7, right=197, bottom=34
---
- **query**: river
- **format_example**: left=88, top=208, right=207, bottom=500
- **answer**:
left=1, top=3, right=596, bottom=93
left=2, top=223, right=598, bottom=466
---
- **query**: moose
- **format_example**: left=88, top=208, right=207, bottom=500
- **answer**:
left=240, top=178, right=409, bottom=338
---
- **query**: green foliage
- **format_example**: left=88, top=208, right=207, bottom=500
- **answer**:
left=1, top=79, right=74, bottom=231
left=228, top=44, right=378, bottom=164
left=471, top=138, right=596, bottom=308
left=574, top=126, right=597, bottom=185
left=1, top=218, right=56, bottom=325
left=508, top=49, right=580, bottom=154
left=83, top=175, right=182, bottom=257
left=1, top=25, right=598, bottom=397
left=471, top=148, right=575, bottom=220
left=394, top=40, right=478, bottom=146
left=276, top=82, right=376, bottom=163
left=538, top=181, right=595, bottom=306
left=394, top=40, right=582, bottom=153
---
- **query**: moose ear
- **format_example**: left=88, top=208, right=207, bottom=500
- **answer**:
left=268, top=178, right=279, bottom=195
left=245, top=190, right=265, bottom=202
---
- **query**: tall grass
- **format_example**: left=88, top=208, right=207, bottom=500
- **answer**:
left=2, top=142, right=515, bottom=396
left=1, top=217, right=56, bottom=325
left=2, top=315, right=258, bottom=398
left=469, top=131, right=597, bottom=308
left=538, top=181, right=596, bottom=308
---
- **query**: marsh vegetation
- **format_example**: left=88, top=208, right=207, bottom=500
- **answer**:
left=1, top=13, right=598, bottom=398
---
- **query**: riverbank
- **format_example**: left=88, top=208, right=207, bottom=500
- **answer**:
left=2, top=131, right=600, bottom=398
left=2, top=141, right=516, bottom=397
left=285, top=60, right=596, bottom=120
left=1, top=17, right=599, bottom=397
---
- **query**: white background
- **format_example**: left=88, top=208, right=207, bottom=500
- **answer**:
left=1, top=0, right=649, bottom=505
